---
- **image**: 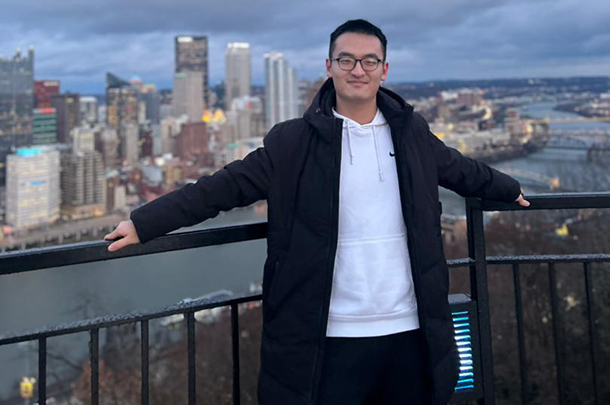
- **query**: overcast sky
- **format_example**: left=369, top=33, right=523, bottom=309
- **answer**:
left=1, top=0, right=609, bottom=94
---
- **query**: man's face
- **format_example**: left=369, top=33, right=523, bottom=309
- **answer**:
left=326, top=32, right=389, bottom=104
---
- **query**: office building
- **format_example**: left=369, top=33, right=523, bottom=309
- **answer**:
left=80, top=96, right=98, bottom=125
left=0, top=47, right=34, bottom=186
left=106, top=73, right=138, bottom=130
left=264, top=52, right=298, bottom=130
left=106, top=73, right=138, bottom=164
left=61, top=150, right=106, bottom=220
left=32, top=108, right=57, bottom=145
left=225, top=43, right=251, bottom=108
left=172, top=71, right=204, bottom=123
left=175, top=35, right=209, bottom=107
left=34, top=80, right=60, bottom=108
left=72, top=126, right=96, bottom=153
left=51, top=93, right=81, bottom=144
left=5, top=146, right=60, bottom=230
left=177, top=122, right=210, bottom=162
left=96, top=127, right=119, bottom=169
left=225, top=96, right=265, bottom=142
left=160, top=115, right=188, bottom=156
left=140, top=84, right=160, bottom=124
left=120, top=123, right=139, bottom=166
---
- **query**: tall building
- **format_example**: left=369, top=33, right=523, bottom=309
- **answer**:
left=177, top=122, right=209, bottom=162
left=140, top=84, right=160, bottom=124
left=106, top=73, right=138, bottom=165
left=51, top=93, right=81, bottom=144
left=80, top=96, right=98, bottom=125
left=264, top=52, right=298, bottom=130
left=96, top=128, right=119, bottom=168
left=120, top=123, right=139, bottom=166
left=226, top=96, right=265, bottom=142
left=34, top=80, right=60, bottom=108
left=175, top=35, right=209, bottom=107
left=172, top=71, right=204, bottom=123
left=0, top=47, right=35, bottom=186
left=72, top=126, right=96, bottom=153
left=225, top=43, right=251, bottom=109
left=5, top=146, right=60, bottom=230
left=160, top=115, right=188, bottom=156
left=61, top=150, right=106, bottom=220
left=106, top=73, right=138, bottom=130
left=32, top=108, right=57, bottom=145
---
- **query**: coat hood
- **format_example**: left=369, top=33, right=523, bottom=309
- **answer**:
left=303, top=78, right=415, bottom=142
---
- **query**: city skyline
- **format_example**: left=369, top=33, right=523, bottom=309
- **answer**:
left=1, top=0, right=609, bottom=93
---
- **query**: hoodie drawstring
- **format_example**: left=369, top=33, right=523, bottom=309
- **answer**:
left=347, top=124, right=355, bottom=165
left=372, top=126, right=385, bottom=181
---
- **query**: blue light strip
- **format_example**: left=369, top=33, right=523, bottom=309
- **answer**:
left=452, top=309, right=476, bottom=393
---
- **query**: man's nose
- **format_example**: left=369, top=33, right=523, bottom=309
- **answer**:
left=351, top=61, right=366, bottom=77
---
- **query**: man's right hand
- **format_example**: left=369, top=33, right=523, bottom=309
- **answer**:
left=104, top=220, right=141, bottom=252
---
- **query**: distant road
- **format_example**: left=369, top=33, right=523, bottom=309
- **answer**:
left=0, top=213, right=125, bottom=250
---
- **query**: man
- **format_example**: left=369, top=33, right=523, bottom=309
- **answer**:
left=105, top=19, right=530, bottom=405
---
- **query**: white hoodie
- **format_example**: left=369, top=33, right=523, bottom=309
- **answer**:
left=326, top=108, right=420, bottom=337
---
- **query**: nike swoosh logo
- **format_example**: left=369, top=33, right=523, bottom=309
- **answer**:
left=389, top=151, right=395, bottom=157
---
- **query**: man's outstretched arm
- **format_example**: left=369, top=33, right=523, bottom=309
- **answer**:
left=419, top=114, right=530, bottom=207
left=105, top=141, right=274, bottom=252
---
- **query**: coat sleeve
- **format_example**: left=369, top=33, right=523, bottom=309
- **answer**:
left=129, top=134, right=275, bottom=244
left=418, top=113, right=522, bottom=203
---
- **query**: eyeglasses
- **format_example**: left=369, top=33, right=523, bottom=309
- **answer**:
left=331, top=57, right=384, bottom=72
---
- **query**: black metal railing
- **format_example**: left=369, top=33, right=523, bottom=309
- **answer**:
left=461, top=192, right=610, bottom=405
left=1, top=192, right=609, bottom=405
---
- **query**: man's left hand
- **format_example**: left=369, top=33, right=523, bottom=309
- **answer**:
left=515, top=190, right=530, bottom=207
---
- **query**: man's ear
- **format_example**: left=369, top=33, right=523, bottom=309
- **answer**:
left=381, top=61, right=389, bottom=82
left=325, top=59, right=332, bottom=78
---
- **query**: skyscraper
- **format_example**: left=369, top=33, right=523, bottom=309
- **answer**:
left=172, top=71, right=204, bottom=123
left=106, top=73, right=138, bottom=166
left=264, top=52, right=298, bottom=130
left=51, top=93, right=80, bottom=144
left=175, top=36, right=209, bottom=107
left=61, top=150, right=106, bottom=220
left=72, top=127, right=96, bottom=153
left=106, top=73, right=138, bottom=130
left=0, top=47, right=34, bottom=186
left=120, top=123, right=139, bottom=166
left=140, top=84, right=160, bottom=124
left=225, top=95, right=265, bottom=142
left=32, top=108, right=57, bottom=145
left=80, top=96, right=98, bottom=125
left=34, top=80, right=60, bottom=108
left=6, top=146, right=60, bottom=230
left=225, top=43, right=251, bottom=109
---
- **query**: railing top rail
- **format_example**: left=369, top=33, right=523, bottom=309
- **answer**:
left=0, top=222, right=268, bottom=276
left=2, top=193, right=610, bottom=276
left=0, top=292, right=262, bottom=346
left=467, top=191, right=610, bottom=211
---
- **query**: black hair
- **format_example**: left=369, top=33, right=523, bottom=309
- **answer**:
left=329, top=19, right=387, bottom=60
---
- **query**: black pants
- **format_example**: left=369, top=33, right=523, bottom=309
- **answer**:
left=316, top=328, right=433, bottom=405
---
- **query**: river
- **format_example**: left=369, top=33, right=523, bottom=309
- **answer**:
left=1, top=102, right=610, bottom=400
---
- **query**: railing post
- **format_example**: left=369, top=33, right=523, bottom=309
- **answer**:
left=231, top=303, right=241, bottom=405
left=466, top=198, right=495, bottom=405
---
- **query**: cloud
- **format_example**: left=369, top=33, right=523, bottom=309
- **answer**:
left=0, top=0, right=608, bottom=93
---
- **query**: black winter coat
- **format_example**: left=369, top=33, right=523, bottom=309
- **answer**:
left=130, top=78, right=521, bottom=405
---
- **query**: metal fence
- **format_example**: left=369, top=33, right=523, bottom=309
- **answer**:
left=1, top=192, right=608, bottom=405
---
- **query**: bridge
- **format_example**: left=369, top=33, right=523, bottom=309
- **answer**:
left=540, top=116, right=610, bottom=124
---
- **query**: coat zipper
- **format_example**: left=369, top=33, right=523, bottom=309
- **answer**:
left=392, top=129, right=438, bottom=404
left=310, top=119, right=342, bottom=403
